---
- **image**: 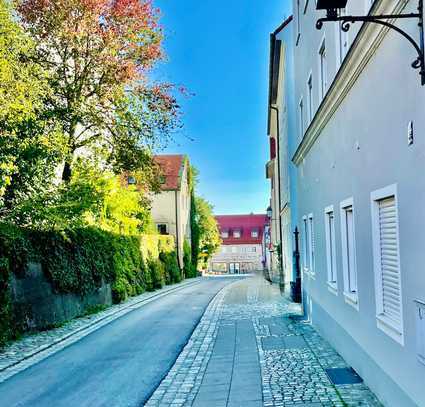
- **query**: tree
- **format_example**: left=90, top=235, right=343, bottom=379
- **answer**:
left=18, top=0, right=181, bottom=181
left=193, top=197, right=221, bottom=269
left=188, top=166, right=200, bottom=269
left=0, top=0, right=51, bottom=203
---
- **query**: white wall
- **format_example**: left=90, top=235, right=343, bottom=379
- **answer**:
left=291, top=0, right=425, bottom=405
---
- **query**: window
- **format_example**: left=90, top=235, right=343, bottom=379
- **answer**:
left=302, top=216, right=309, bottom=270
left=308, top=214, right=315, bottom=273
left=222, top=246, right=227, bottom=254
left=157, top=224, right=168, bottom=235
left=127, top=176, right=136, bottom=185
left=336, top=8, right=348, bottom=66
left=296, top=0, right=301, bottom=44
left=231, top=246, right=237, bottom=253
left=251, top=229, right=259, bottom=238
left=252, top=247, right=257, bottom=253
left=307, top=74, right=313, bottom=123
left=299, top=98, right=304, bottom=139
left=233, top=229, right=241, bottom=238
left=371, top=184, right=404, bottom=344
left=318, top=37, right=327, bottom=100
left=340, top=198, right=358, bottom=307
left=325, top=206, right=337, bottom=291
left=221, top=230, right=229, bottom=238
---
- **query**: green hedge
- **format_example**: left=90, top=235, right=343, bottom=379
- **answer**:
left=0, top=223, right=181, bottom=347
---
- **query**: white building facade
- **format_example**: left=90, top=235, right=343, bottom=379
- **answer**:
left=272, top=1, right=425, bottom=405
left=209, top=214, right=267, bottom=274
left=149, top=155, right=191, bottom=269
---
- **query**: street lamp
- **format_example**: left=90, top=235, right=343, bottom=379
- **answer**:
left=315, top=0, right=425, bottom=85
left=266, top=206, right=272, bottom=221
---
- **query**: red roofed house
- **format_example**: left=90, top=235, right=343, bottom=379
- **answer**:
left=208, top=214, right=267, bottom=274
left=150, top=154, right=191, bottom=269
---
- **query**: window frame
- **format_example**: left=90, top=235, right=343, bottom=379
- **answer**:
left=340, top=197, right=359, bottom=309
left=233, top=229, right=241, bottom=239
left=371, top=184, right=404, bottom=345
left=308, top=213, right=315, bottom=275
left=299, top=97, right=304, bottom=139
left=324, top=205, right=338, bottom=294
left=335, top=7, right=349, bottom=68
left=302, top=215, right=309, bottom=272
left=318, top=35, right=327, bottom=101
left=296, top=0, right=301, bottom=45
left=307, top=72, right=313, bottom=123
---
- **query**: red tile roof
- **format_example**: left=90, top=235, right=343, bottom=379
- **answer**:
left=215, top=214, right=267, bottom=245
left=154, top=154, right=187, bottom=191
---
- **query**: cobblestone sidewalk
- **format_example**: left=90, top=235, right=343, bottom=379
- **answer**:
left=146, top=276, right=382, bottom=407
left=0, top=278, right=201, bottom=384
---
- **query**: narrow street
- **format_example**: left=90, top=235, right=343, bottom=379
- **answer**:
left=0, top=275, right=382, bottom=406
left=0, top=278, right=234, bottom=407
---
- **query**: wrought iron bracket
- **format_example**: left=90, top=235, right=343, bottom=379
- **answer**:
left=316, top=0, right=425, bottom=85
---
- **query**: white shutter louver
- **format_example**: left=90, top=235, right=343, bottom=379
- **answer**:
left=378, top=196, right=401, bottom=326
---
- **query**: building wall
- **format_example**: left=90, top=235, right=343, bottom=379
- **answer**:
left=291, top=0, right=425, bottom=405
left=150, top=162, right=191, bottom=268
left=209, top=244, right=264, bottom=273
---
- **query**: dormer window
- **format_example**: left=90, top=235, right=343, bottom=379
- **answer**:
left=251, top=229, right=259, bottom=238
left=233, top=229, right=241, bottom=238
left=221, top=230, right=229, bottom=238
left=127, top=176, right=136, bottom=185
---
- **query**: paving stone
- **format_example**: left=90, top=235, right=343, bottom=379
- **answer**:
left=146, top=276, right=382, bottom=407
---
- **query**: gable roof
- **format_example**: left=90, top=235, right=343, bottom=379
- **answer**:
left=215, top=214, right=267, bottom=245
left=153, top=154, right=187, bottom=191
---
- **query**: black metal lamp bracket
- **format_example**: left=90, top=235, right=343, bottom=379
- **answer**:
left=316, top=0, right=425, bottom=85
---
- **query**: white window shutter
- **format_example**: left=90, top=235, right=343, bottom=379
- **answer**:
left=378, top=197, right=401, bottom=325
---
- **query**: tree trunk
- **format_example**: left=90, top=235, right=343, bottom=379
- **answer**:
left=62, top=160, right=72, bottom=182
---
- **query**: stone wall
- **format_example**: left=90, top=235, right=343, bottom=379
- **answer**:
left=10, top=262, right=112, bottom=332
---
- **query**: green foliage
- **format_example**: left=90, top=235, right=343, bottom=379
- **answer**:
left=183, top=239, right=197, bottom=278
left=159, top=251, right=182, bottom=285
left=195, top=197, right=221, bottom=266
left=0, top=223, right=181, bottom=347
left=18, top=0, right=181, bottom=181
left=148, top=258, right=165, bottom=290
left=0, top=0, right=56, bottom=204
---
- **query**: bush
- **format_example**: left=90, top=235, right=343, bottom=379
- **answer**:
left=148, top=258, right=165, bottom=290
left=0, top=222, right=181, bottom=347
left=183, top=239, right=197, bottom=278
left=159, top=250, right=181, bottom=284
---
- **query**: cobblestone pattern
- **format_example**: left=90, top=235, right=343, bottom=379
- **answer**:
left=145, top=282, right=233, bottom=407
left=253, top=293, right=382, bottom=406
left=0, top=278, right=201, bottom=384
left=147, top=277, right=382, bottom=407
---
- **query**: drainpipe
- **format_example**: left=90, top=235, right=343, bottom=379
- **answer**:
left=270, top=105, right=285, bottom=293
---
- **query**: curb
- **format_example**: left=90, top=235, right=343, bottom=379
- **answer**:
left=0, top=278, right=202, bottom=381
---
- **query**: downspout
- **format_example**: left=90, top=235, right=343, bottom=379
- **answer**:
left=270, top=105, right=285, bottom=292
left=175, top=190, right=182, bottom=273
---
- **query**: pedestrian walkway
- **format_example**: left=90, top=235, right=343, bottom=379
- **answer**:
left=146, top=276, right=382, bottom=407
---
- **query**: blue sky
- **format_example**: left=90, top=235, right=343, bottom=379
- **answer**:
left=154, top=0, right=292, bottom=215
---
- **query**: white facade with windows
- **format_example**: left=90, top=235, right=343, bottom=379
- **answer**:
left=268, top=1, right=425, bottom=405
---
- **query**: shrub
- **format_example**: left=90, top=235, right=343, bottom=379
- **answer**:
left=183, top=239, right=197, bottom=278
left=148, top=258, right=165, bottom=290
left=159, top=250, right=181, bottom=284
left=0, top=222, right=182, bottom=347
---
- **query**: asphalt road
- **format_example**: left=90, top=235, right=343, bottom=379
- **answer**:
left=0, top=277, right=237, bottom=407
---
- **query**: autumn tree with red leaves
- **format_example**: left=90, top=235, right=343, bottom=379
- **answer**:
left=18, top=0, right=181, bottom=181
